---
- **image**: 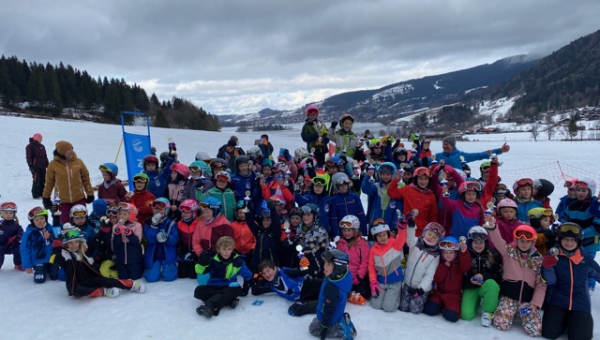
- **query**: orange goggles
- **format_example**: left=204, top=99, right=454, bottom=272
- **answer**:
left=515, top=230, right=535, bottom=241
left=72, top=211, right=87, bottom=217
left=414, top=168, right=432, bottom=177
left=516, top=178, right=533, bottom=188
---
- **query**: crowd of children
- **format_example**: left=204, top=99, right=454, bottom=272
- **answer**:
left=3, top=106, right=600, bottom=340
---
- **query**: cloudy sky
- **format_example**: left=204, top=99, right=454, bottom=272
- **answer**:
left=1, top=0, right=598, bottom=115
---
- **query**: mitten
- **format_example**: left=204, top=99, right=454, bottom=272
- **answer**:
left=241, top=281, right=251, bottom=296
left=330, top=121, right=338, bottom=130
left=42, top=197, right=53, bottom=209
left=198, top=250, right=212, bottom=266
left=370, top=281, right=381, bottom=297
left=542, top=255, right=558, bottom=269
left=299, top=257, right=310, bottom=268
left=156, top=230, right=168, bottom=243
left=151, top=213, right=163, bottom=225
left=85, top=195, right=95, bottom=204
left=415, top=288, right=425, bottom=296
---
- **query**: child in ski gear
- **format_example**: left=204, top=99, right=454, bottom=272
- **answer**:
left=485, top=220, right=546, bottom=337
left=97, top=163, right=127, bottom=204
left=296, top=174, right=331, bottom=234
left=176, top=199, right=199, bottom=279
left=423, top=236, right=471, bottom=322
left=387, top=166, right=439, bottom=237
left=328, top=173, right=367, bottom=238
left=183, top=161, right=214, bottom=200
left=495, top=198, right=522, bottom=243
left=261, top=166, right=294, bottom=212
left=399, top=222, right=443, bottom=314
left=51, top=223, right=146, bottom=297
left=111, top=203, right=144, bottom=280
left=0, top=202, right=23, bottom=270
left=247, top=201, right=282, bottom=270
left=194, top=236, right=252, bottom=319
left=279, top=208, right=303, bottom=268
left=231, top=155, right=257, bottom=200
left=460, top=226, right=502, bottom=326
left=430, top=165, right=466, bottom=234
left=192, top=197, right=235, bottom=256
left=69, top=205, right=98, bottom=253
left=165, top=163, right=189, bottom=220
left=532, top=179, right=554, bottom=209
left=295, top=204, right=329, bottom=279
left=197, top=171, right=236, bottom=222
left=512, top=178, right=544, bottom=222
left=42, top=140, right=94, bottom=223
left=439, top=180, right=485, bottom=239
left=231, top=200, right=256, bottom=269
left=216, top=136, right=245, bottom=171
left=20, top=207, right=58, bottom=283
left=336, top=215, right=370, bottom=304
left=327, top=114, right=361, bottom=159
left=258, top=134, right=274, bottom=160
left=141, top=153, right=173, bottom=200
left=368, top=218, right=406, bottom=312
left=301, top=104, right=330, bottom=167
left=97, top=205, right=119, bottom=278
left=541, top=222, right=600, bottom=340
left=125, top=173, right=156, bottom=225
left=555, top=178, right=577, bottom=218
left=361, top=162, right=402, bottom=232
left=144, top=198, right=178, bottom=282
left=366, top=138, right=392, bottom=164
left=435, top=136, right=509, bottom=170
left=528, top=207, right=555, bottom=256
left=308, top=249, right=356, bottom=340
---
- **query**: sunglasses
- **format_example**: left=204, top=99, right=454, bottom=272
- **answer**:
left=133, top=176, right=148, bottom=183
left=64, top=229, right=82, bottom=239
left=189, top=165, right=202, bottom=172
left=516, top=178, right=533, bottom=188
left=469, top=232, right=488, bottom=241
left=414, top=168, right=432, bottom=177
left=216, top=174, right=230, bottom=182
left=72, top=211, right=87, bottom=218
left=515, top=230, right=535, bottom=241
left=0, top=201, right=17, bottom=211
left=28, top=207, right=47, bottom=220
left=152, top=201, right=167, bottom=209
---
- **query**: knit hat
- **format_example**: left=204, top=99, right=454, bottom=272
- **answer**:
left=33, top=133, right=42, bottom=141
left=55, top=140, right=73, bottom=156
left=442, top=136, right=456, bottom=149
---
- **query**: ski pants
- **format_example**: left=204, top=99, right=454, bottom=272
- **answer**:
left=75, top=277, right=131, bottom=297
left=493, top=296, right=542, bottom=337
left=194, top=285, right=241, bottom=311
left=31, top=168, right=46, bottom=199
left=460, top=279, right=500, bottom=320
left=423, top=291, right=461, bottom=322
left=371, top=281, right=402, bottom=312
left=542, top=303, right=593, bottom=340
left=177, top=261, right=197, bottom=279
left=399, top=283, right=429, bottom=314
left=33, top=263, right=58, bottom=284
left=0, top=243, right=22, bottom=268
left=116, top=262, right=144, bottom=280
left=145, top=260, right=177, bottom=283
left=58, top=199, right=86, bottom=224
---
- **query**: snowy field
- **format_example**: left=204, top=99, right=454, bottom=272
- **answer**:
left=1, top=115, right=599, bottom=340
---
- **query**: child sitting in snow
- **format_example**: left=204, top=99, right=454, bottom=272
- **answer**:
left=20, top=207, right=59, bottom=283
left=0, top=201, right=23, bottom=271
left=336, top=215, right=370, bottom=305
left=399, top=222, right=443, bottom=314
left=51, top=223, right=145, bottom=297
left=194, top=236, right=252, bottom=319
left=143, top=198, right=178, bottom=282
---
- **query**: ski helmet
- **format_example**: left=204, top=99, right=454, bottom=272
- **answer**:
left=467, top=226, right=489, bottom=242
left=179, top=199, right=199, bottom=215
left=458, top=181, right=482, bottom=198
left=338, top=113, right=354, bottom=124
left=555, top=222, right=583, bottom=245
left=377, top=162, right=397, bottom=175
left=528, top=207, right=553, bottom=219
left=195, top=151, right=211, bottom=161
left=246, top=146, right=262, bottom=159
left=413, top=167, right=432, bottom=178
left=0, top=201, right=17, bottom=212
left=300, top=203, right=319, bottom=217
left=92, top=199, right=108, bottom=217
left=160, top=151, right=170, bottom=164
left=234, top=155, right=250, bottom=170
left=323, top=249, right=349, bottom=278
left=326, top=156, right=343, bottom=168
left=143, top=155, right=159, bottom=168
left=289, top=207, right=302, bottom=218
left=513, top=225, right=537, bottom=242
left=497, top=198, right=518, bottom=212
left=479, top=161, right=491, bottom=172
left=170, top=163, right=190, bottom=178
left=512, top=178, right=534, bottom=192
left=439, top=236, right=460, bottom=251
left=331, top=173, right=351, bottom=192
left=69, top=204, right=88, bottom=218
left=62, top=223, right=85, bottom=245
left=532, top=179, right=554, bottom=197
left=574, top=178, right=596, bottom=197
left=400, top=162, right=414, bottom=174
left=305, top=104, right=319, bottom=116
left=99, top=163, right=118, bottom=177
left=117, top=202, right=138, bottom=223
left=370, top=219, right=390, bottom=237
left=393, top=147, right=408, bottom=159
left=261, top=158, right=274, bottom=168
left=294, top=147, right=309, bottom=162
left=201, top=197, right=221, bottom=216
left=215, top=170, right=231, bottom=183
left=211, top=158, right=227, bottom=170
left=153, top=197, right=171, bottom=209
left=339, top=215, right=360, bottom=232
left=422, top=222, right=446, bottom=239
left=190, top=160, right=211, bottom=177
left=27, top=207, right=48, bottom=222
left=132, top=173, right=150, bottom=190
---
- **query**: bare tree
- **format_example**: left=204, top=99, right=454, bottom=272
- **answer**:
left=530, top=123, right=540, bottom=141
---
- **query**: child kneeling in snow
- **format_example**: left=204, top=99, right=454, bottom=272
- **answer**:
left=308, top=249, right=357, bottom=340
left=51, top=223, right=145, bottom=298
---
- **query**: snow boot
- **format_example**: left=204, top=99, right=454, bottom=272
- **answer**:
left=120, top=279, right=146, bottom=293
left=229, top=298, right=240, bottom=309
left=338, top=312, right=357, bottom=340
left=196, top=304, right=214, bottom=319
left=481, top=312, right=493, bottom=327
left=347, top=291, right=367, bottom=306
left=103, top=287, right=121, bottom=297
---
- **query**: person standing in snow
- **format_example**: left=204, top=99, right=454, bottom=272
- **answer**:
left=435, top=136, right=510, bottom=170
left=25, top=133, right=49, bottom=199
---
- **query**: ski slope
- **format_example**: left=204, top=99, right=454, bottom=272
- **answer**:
left=0, top=115, right=598, bottom=340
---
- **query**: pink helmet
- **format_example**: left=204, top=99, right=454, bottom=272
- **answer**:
left=305, top=104, right=319, bottom=116
left=171, top=163, right=191, bottom=178
left=497, top=198, right=517, bottom=211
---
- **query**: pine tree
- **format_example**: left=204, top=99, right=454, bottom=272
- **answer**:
left=155, top=110, right=169, bottom=128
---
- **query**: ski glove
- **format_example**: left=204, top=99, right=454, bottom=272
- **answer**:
left=85, top=195, right=95, bottom=204
left=151, top=213, right=163, bottom=226
left=318, top=324, right=329, bottom=340
left=42, top=197, right=53, bottom=210
left=414, top=288, right=425, bottom=297
left=198, top=250, right=212, bottom=266
left=330, top=121, right=338, bottom=130
left=240, top=281, right=251, bottom=296
left=542, top=255, right=558, bottom=269
left=156, top=230, right=168, bottom=243
left=370, top=281, right=381, bottom=297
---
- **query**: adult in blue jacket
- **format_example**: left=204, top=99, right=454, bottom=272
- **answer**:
left=144, top=214, right=179, bottom=282
left=435, top=136, right=509, bottom=170
left=541, top=222, right=600, bottom=340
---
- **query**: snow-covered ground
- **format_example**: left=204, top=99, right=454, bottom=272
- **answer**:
left=1, top=116, right=599, bottom=340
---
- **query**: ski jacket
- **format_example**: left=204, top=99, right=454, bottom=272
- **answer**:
left=183, top=177, right=213, bottom=201
left=232, top=171, right=257, bottom=201
left=488, top=225, right=546, bottom=307
left=25, top=138, right=49, bottom=169
left=439, top=196, right=485, bottom=239
left=197, top=186, right=236, bottom=223
left=216, top=144, right=245, bottom=171
left=20, top=224, right=54, bottom=269
left=514, top=197, right=544, bottom=222
left=435, top=147, right=502, bottom=170
left=432, top=249, right=471, bottom=295
left=560, top=198, right=600, bottom=252
left=463, top=245, right=503, bottom=289
left=126, top=190, right=156, bottom=225
left=231, top=220, right=256, bottom=254
left=494, top=217, right=522, bottom=245
left=43, top=151, right=94, bottom=204
left=296, top=191, right=331, bottom=233
left=166, top=178, right=186, bottom=205
left=97, top=179, right=128, bottom=204
left=480, top=161, right=499, bottom=207
left=387, top=180, right=438, bottom=237
left=196, top=253, right=252, bottom=286
left=176, top=217, right=198, bottom=259
left=337, top=236, right=370, bottom=284
left=542, top=247, right=600, bottom=313
left=301, top=119, right=330, bottom=152
left=265, top=268, right=306, bottom=301
left=144, top=218, right=178, bottom=268
left=361, top=177, right=402, bottom=229
left=555, top=195, right=574, bottom=219
left=368, top=227, right=407, bottom=285
left=328, top=191, right=367, bottom=237
left=247, top=210, right=282, bottom=268
left=110, top=221, right=143, bottom=265
left=51, top=245, right=102, bottom=297
left=143, top=157, right=173, bottom=199
left=327, top=128, right=360, bottom=158
left=403, top=227, right=440, bottom=292
left=317, top=270, right=352, bottom=327
left=261, top=181, right=294, bottom=212
left=0, top=219, right=23, bottom=247
left=192, top=214, right=234, bottom=255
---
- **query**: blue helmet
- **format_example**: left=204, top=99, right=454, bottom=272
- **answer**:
left=377, top=162, right=397, bottom=174
left=439, top=236, right=460, bottom=251
left=202, top=197, right=221, bottom=216
left=326, top=156, right=343, bottom=167
left=100, top=162, right=118, bottom=176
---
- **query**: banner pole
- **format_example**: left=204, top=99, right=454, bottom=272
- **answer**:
left=114, top=137, right=124, bottom=163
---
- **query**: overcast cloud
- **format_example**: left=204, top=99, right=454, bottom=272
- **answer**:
left=0, top=0, right=598, bottom=115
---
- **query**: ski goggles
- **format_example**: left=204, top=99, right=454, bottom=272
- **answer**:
left=463, top=181, right=482, bottom=192
left=439, top=241, right=458, bottom=250
left=339, top=221, right=354, bottom=228
left=307, top=109, right=318, bottom=114
left=64, top=229, right=82, bottom=240
left=300, top=206, right=315, bottom=215
left=480, top=166, right=490, bottom=173
left=199, top=202, right=219, bottom=210
left=336, top=177, right=351, bottom=186
left=574, top=181, right=590, bottom=189
left=371, top=218, right=387, bottom=227
left=469, top=232, right=488, bottom=241
left=261, top=210, right=272, bottom=218
left=152, top=201, right=168, bottom=209
left=179, top=205, right=195, bottom=213
left=211, top=162, right=225, bottom=169
left=564, top=179, right=577, bottom=188
left=557, top=223, right=581, bottom=235
left=132, top=175, right=148, bottom=183
left=189, top=165, right=202, bottom=172
left=371, top=141, right=383, bottom=148
left=98, top=164, right=112, bottom=173
left=414, top=167, right=432, bottom=177
left=216, top=174, right=230, bottom=182
left=312, top=177, right=327, bottom=187
left=106, top=209, right=119, bottom=217
left=28, top=207, right=48, bottom=220
left=325, top=160, right=339, bottom=168
left=72, top=211, right=87, bottom=218
left=0, top=201, right=17, bottom=211
left=529, top=208, right=553, bottom=218
left=516, top=178, right=534, bottom=188
left=378, top=167, right=394, bottom=175
left=514, top=230, right=536, bottom=241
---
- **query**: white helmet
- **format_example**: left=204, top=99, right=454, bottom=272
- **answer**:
left=339, top=215, right=360, bottom=231
left=370, top=220, right=390, bottom=236
left=247, top=146, right=262, bottom=158
left=294, top=147, right=309, bottom=162
left=69, top=204, right=88, bottom=218
left=195, top=151, right=211, bottom=161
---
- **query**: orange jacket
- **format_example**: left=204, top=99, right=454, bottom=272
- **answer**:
left=231, top=220, right=256, bottom=254
left=42, top=152, right=93, bottom=203
left=387, top=180, right=438, bottom=236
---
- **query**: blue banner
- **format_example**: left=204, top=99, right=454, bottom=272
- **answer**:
left=123, top=132, right=151, bottom=190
